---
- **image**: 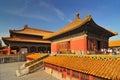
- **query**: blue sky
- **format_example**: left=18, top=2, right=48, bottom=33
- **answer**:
left=0, top=0, right=120, bottom=42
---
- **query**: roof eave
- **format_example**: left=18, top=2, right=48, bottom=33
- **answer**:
left=2, top=37, right=51, bottom=44
left=44, top=15, right=92, bottom=39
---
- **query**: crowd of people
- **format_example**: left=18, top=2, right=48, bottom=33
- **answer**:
left=101, top=48, right=120, bottom=55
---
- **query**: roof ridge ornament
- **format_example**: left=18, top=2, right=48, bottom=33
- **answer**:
left=85, top=15, right=91, bottom=21
left=24, top=24, right=28, bottom=29
left=76, top=12, right=80, bottom=19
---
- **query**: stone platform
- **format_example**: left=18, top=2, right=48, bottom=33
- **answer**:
left=0, top=62, right=58, bottom=80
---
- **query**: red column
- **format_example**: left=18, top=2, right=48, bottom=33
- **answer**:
left=70, top=70, right=73, bottom=80
left=78, top=73, right=81, bottom=80
left=7, top=44, right=11, bottom=55
left=27, top=47, right=30, bottom=53
left=36, top=47, right=38, bottom=52
left=62, top=68, right=67, bottom=78
left=84, top=37, right=87, bottom=54
left=43, top=62, right=45, bottom=70
left=58, top=67, right=60, bottom=74
left=18, top=47, right=21, bottom=53
left=89, top=75, right=94, bottom=80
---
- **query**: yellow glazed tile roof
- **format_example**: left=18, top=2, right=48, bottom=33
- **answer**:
left=2, top=37, right=51, bottom=43
left=44, top=15, right=91, bottom=39
left=43, top=55, right=120, bottom=79
left=26, top=53, right=48, bottom=60
left=44, top=14, right=117, bottom=39
left=109, top=40, right=120, bottom=47
left=10, top=25, right=53, bottom=37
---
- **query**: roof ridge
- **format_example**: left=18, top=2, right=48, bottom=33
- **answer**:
left=10, top=25, right=53, bottom=33
left=43, top=14, right=92, bottom=39
left=26, top=27, right=53, bottom=33
left=55, top=14, right=90, bottom=33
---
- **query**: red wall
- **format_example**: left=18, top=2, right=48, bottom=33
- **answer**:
left=51, top=37, right=87, bottom=53
left=70, top=37, right=87, bottom=51
left=51, top=43, right=59, bottom=52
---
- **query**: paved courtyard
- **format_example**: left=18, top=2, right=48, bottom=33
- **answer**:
left=0, top=62, right=58, bottom=80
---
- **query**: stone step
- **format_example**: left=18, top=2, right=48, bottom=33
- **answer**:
left=16, top=60, right=43, bottom=76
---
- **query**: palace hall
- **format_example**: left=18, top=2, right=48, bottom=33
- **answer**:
left=2, top=25, right=53, bottom=54
left=2, top=13, right=120, bottom=80
left=2, top=13, right=117, bottom=54
left=44, top=13, right=117, bottom=54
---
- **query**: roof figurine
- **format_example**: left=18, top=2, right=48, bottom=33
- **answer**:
left=76, top=12, right=80, bottom=19
left=24, top=24, right=29, bottom=29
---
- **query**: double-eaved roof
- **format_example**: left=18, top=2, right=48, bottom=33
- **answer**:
left=9, top=25, right=53, bottom=37
left=2, top=25, right=53, bottom=44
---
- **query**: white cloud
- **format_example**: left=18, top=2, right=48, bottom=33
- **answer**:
left=39, top=1, right=65, bottom=20
left=3, top=0, right=65, bottom=22
left=53, top=8, right=65, bottom=20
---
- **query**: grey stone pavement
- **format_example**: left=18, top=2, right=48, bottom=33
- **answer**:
left=0, top=62, right=59, bottom=80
